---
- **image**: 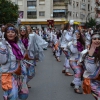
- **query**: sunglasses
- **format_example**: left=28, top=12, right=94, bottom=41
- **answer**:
left=20, top=29, right=26, bottom=31
left=92, top=38, right=100, bottom=40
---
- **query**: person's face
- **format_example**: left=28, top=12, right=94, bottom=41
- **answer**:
left=1, top=26, right=5, bottom=32
left=20, top=29, right=26, bottom=36
left=27, top=27, right=31, bottom=33
left=92, top=36, right=100, bottom=48
left=36, top=30, right=39, bottom=34
left=76, top=33, right=80, bottom=39
left=6, top=30, right=16, bottom=41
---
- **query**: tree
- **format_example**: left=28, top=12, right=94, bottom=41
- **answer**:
left=86, top=17, right=96, bottom=28
left=0, top=0, right=19, bottom=24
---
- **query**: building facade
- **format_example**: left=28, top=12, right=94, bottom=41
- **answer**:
left=95, top=0, right=100, bottom=27
left=10, top=0, right=96, bottom=28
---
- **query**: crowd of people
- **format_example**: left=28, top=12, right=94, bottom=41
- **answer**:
left=0, top=22, right=100, bottom=100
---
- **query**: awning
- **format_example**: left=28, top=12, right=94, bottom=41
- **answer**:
left=20, top=19, right=68, bottom=25
left=53, top=9, right=66, bottom=12
left=74, top=21, right=81, bottom=25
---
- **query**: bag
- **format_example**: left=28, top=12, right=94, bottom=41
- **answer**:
left=27, top=65, right=35, bottom=81
left=1, top=73, right=13, bottom=91
left=82, top=78, right=91, bottom=94
left=18, top=76, right=29, bottom=100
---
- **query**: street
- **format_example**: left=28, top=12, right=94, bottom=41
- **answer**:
left=0, top=48, right=95, bottom=100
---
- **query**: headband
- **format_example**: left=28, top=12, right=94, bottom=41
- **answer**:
left=92, top=34, right=100, bottom=39
left=20, top=26, right=26, bottom=31
left=7, top=27, right=16, bottom=32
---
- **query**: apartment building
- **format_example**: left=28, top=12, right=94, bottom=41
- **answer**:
left=95, top=0, right=100, bottom=26
left=9, top=0, right=96, bottom=28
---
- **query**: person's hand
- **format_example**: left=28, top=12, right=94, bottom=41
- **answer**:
left=88, top=43, right=96, bottom=56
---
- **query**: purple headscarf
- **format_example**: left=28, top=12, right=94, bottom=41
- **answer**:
left=21, top=38, right=28, bottom=49
left=77, top=41, right=84, bottom=52
left=8, top=40, right=23, bottom=60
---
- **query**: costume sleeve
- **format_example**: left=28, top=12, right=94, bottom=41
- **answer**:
left=85, top=56, right=96, bottom=73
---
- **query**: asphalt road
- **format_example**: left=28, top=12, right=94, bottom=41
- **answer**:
left=0, top=48, right=95, bottom=100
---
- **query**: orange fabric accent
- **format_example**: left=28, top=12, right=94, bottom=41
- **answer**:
left=82, top=78, right=91, bottom=94
left=14, top=65, right=21, bottom=75
left=55, top=43, right=58, bottom=50
left=1, top=73, right=12, bottom=91
left=24, top=53, right=33, bottom=60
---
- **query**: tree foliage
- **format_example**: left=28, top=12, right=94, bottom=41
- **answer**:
left=86, top=17, right=96, bottom=28
left=0, top=0, right=19, bottom=24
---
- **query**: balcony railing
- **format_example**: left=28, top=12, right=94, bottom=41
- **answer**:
left=95, top=0, right=100, bottom=5
left=27, top=15, right=37, bottom=19
left=53, top=2, right=67, bottom=6
left=96, top=17, right=100, bottom=22
left=96, top=13, right=100, bottom=18
left=95, top=6, right=100, bottom=10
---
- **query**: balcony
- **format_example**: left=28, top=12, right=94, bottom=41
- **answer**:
left=27, top=15, right=37, bottom=19
left=96, top=17, right=100, bottom=22
left=95, top=0, right=100, bottom=5
left=95, top=6, right=100, bottom=10
left=80, top=3, right=86, bottom=10
left=96, top=13, right=100, bottom=18
left=80, top=14, right=85, bottom=19
left=53, top=2, right=67, bottom=6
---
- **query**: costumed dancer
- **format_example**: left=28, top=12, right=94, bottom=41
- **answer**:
left=80, top=32, right=100, bottom=100
left=61, top=22, right=73, bottom=76
left=0, top=23, right=29, bottom=100
left=85, top=28, right=92, bottom=49
left=19, top=25, right=36, bottom=88
left=52, top=32, right=61, bottom=62
left=68, top=30, right=85, bottom=94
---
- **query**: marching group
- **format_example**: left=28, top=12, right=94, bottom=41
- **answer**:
left=46, top=23, right=100, bottom=100
left=0, top=22, right=100, bottom=100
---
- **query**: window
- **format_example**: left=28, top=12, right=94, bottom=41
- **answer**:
left=53, top=9, right=66, bottom=18
left=91, top=7, right=92, bottom=11
left=88, top=4, right=90, bottom=11
left=39, top=11, right=45, bottom=16
left=81, top=3, right=86, bottom=10
left=27, top=1, right=36, bottom=7
left=73, top=1, right=75, bottom=8
left=27, top=11, right=37, bottom=18
left=76, top=12, right=78, bottom=18
left=69, top=11, right=72, bottom=16
left=76, top=2, right=79, bottom=7
left=73, top=12, right=75, bottom=17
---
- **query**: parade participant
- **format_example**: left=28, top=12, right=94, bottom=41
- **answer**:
left=52, top=32, right=61, bottom=62
left=81, top=32, right=100, bottom=100
left=0, top=23, right=29, bottom=100
left=19, top=25, right=36, bottom=89
left=61, top=23, right=73, bottom=76
left=85, top=28, right=92, bottom=49
left=0, top=25, right=5, bottom=38
left=68, top=30, right=85, bottom=94
left=26, top=25, right=33, bottom=34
